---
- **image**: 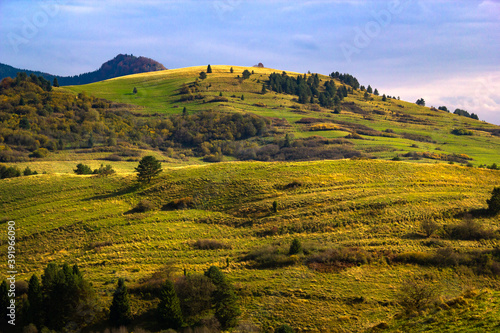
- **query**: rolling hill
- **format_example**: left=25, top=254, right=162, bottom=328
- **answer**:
left=63, top=65, right=500, bottom=166
left=1, top=64, right=500, bottom=332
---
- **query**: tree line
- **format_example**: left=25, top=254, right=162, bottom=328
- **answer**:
left=0, top=263, right=240, bottom=332
left=267, top=72, right=348, bottom=111
left=0, top=75, right=272, bottom=162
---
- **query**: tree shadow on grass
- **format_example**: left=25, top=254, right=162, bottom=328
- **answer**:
left=82, top=183, right=142, bottom=201
left=455, top=208, right=494, bottom=219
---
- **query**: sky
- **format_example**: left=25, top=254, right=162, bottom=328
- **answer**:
left=1, top=0, right=499, bottom=124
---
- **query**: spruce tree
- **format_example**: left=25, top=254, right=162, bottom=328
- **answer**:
left=53, top=78, right=59, bottom=87
left=205, top=266, right=241, bottom=330
left=157, top=280, right=184, bottom=329
left=289, top=238, right=302, bottom=255
left=487, top=187, right=500, bottom=215
left=230, top=67, right=234, bottom=73
left=109, top=278, right=132, bottom=326
left=135, top=155, right=162, bottom=183
left=207, top=64, right=212, bottom=73
left=261, top=83, right=267, bottom=94
left=26, top=274, right=44, bottom=327
left=367, top=85, right=373, bottom=94
left=374, top=88, right=379, bottom=96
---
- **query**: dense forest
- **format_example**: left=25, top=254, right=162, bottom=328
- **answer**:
left=0, top=73, right=273, bottom=162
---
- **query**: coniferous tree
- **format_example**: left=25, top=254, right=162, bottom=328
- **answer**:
left=382, top=94, right=387, bottom=102
left=230, top=67, right=234, bottom=73
left=374, top=88, right=379, bottom=96
left=487, top=187, right=500, bottom=215
left=367, top=85, right=373, bottom=94
left=242, top=70, right=251, bottom=79
left=157, top=280, right=184, bottom=329
left=133, top=87, right=138, bottom=94
left=199, top=71, right=207, bottom=80
left=109, top=278, right=132, bottom=326
left=135, top=155, right=162, bottom=183
left=0, top=280, right=9, bottom=320
left=261, top=83, right=267, bottom=94
left=53, top=78, right=59, bottom=87
left=205, top=266, right=240, bottom=330
left=289, top=238, right=302, bottom=255
left=207, top=64, right=212, bottom=73
left=26, top=274, right=44, bottom=328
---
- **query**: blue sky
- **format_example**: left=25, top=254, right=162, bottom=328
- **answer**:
left=1, top=0, right=499, bottom=124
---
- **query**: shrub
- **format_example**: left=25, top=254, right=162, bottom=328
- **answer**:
left=105, top=154, right=123, bottom=161
left=23, top=166, right=37, bottom=176
left=94, top=164, right=116, bottom=177
left=193, top=239, right=231, bottom=250
left=397, top=275, right=438, bottom=314
left=30, top=148, right=48, bottom=158
left=162, top=197, right=194, bottom=210
left=0, top=164, right=21, bottom=178
left=74, top=163, right=93, bottom=175
left=451, top=128, right=473, bottom=136
left=275, top=324, right=294, bottom=333
left=242, top=245, right=295, bottom=268
left=134, top=199, right=155, bottom=213
left=421, top=219, right=440, bottom=237
left=446, top=217, right=497, bottom=240
left=307, top=247, right=372, bottom=272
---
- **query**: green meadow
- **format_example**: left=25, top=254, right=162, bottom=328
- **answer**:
left=2, top=160, right=500, bottom=331
left=63, top=65, right=500, bottom=166
left=1, top=65, right=500, bottom=332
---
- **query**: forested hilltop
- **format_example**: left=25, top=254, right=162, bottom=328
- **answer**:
left=0, top=54, right=166, bottom=86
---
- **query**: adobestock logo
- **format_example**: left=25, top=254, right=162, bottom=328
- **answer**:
left=7, top=0, right=67, bottom=53
left=340, top=0, right=411, bottom=63
left=212, top=0, right=242, bottom=20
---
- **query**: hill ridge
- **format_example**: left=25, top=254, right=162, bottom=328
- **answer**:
left=0, top=53, right=166, bottom=86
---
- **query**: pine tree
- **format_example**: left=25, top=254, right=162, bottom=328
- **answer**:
left=0, top=280, right=9, bottom=319
left=205, top=266, right=241, bottom=330
left=207, top=64, right=212, bottom=73
left=199, top=71, right=207, bottom=80
left=26, top=274, right=44, bottom=327
left=133, top=87, right=138, bottom=94
left=374, top=88, right=379, bottom=96
left=289, top=238, right=302, bottom=255
left=367, top=85, right=373, bottom=94
left=261, top=83, right=267, bottom=94
left=230, top=67, right=234, bottom=73
left=109, top=278, right=132, bottom=326
left=135, top=156, right=162, bottom=183
left=182, top=106, right=188, bottom=116
left=382, top=94, right=387, bottom=102
left=157, top=280, right=184, bottom=329
left=487, top=187, right=500, bottom=215
left=53, top=78, right=59, bottom=87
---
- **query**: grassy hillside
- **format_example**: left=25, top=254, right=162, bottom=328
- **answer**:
left=2, top=160, right=500, bottom=331
left=63, top=65, right=500, bottom=166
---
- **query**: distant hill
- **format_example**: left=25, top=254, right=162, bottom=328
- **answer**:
left=0, top=54, right=167, bottom=86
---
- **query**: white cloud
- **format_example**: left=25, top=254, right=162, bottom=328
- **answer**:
left=382, top=70, right=500, bottom=125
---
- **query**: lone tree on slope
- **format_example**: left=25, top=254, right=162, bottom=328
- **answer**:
left=207, top=64, right=212, bottom=73
left=109, top=278, right=132, bottom=326
left=135, top=155, right=162, bottom=183
left=487, top=187, right=500, bottom=215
